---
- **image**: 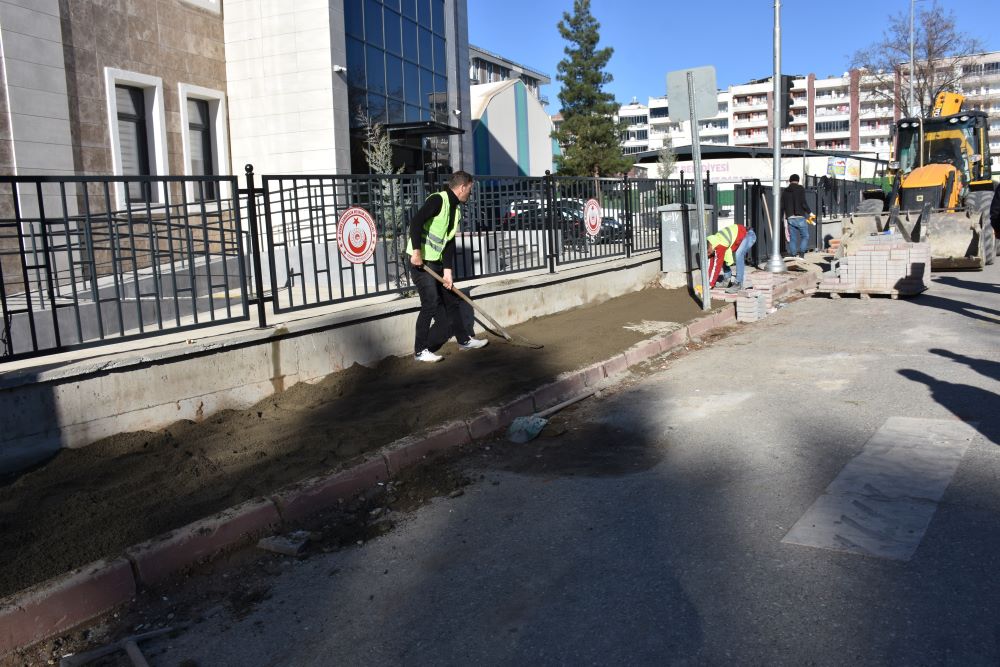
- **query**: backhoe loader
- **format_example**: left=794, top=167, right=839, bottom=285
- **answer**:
left=841, top=92, right=996, bottom=268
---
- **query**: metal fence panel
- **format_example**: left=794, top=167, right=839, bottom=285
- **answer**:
left=0, top=175, right=248, bottom=361
left=259, top=174, right=424, bottom=313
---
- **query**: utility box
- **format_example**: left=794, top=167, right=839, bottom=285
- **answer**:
left=659, top=204, right=710, bottom=274
left=659, top=204, right=688, bottom=273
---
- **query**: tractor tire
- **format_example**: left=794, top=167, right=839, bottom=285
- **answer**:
left=856, top=198, right=885, bottom=215
left=965, top=190, right=994, bottom=216
left=982, top=220, right=996, bottom=266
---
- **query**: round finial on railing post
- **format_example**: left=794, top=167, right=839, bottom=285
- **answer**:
left=244, top=163, right=254, bottom=176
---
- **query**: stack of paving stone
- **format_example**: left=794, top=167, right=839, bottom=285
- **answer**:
left=819, top=236, right=931, bottom=295
left=736, top=291, right=767, bottom=322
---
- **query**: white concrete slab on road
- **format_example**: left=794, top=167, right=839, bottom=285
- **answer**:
left=782, top=416, right=979, bottom=560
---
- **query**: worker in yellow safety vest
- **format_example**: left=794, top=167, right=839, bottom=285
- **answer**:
left=706, top=222, right=756, bottom=293
left=407, top=171, right=489, bottom=363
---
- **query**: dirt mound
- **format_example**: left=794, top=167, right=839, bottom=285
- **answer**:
left=0, top=286, right=709, bottom=599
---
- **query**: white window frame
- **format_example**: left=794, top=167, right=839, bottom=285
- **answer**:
left=178, top=83, right=230, bottom=202
left=104, top=68, right=168, bottom=209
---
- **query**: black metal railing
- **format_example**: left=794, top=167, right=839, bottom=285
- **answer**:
left=0, top=175, right=247, bottom=360
left=1, top=169, right=713, bottom=363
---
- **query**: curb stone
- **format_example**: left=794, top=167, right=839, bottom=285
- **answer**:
left=0, top=293, right=794, bottom=656
left=0, top=559, right=135, bottom=656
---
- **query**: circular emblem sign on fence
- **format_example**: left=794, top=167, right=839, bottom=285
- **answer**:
left=584, top=198, right=602, bottom=237
left=337, top=207, right=378, bottom=264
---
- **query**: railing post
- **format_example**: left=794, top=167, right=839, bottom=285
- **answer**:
left=544, top=170, right=556, bottom=273
left=623, top=174, right=632, bottom=259
left=243, top=164, right=268, bottom=328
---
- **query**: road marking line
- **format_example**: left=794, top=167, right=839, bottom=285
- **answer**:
left=781, top=417, right=978, bottom=561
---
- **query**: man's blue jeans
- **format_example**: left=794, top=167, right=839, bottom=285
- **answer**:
left=723, top=229, right=756, bottom=286
left=788, top=216, right=809, bottom=256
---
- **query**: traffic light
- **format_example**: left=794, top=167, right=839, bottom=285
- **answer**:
left=780, top=75, right=795, bottom=129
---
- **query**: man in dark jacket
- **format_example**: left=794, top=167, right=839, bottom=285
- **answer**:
left=780, top=174, right=813, bottom=258
left=407, top=170, right=488, bottom=363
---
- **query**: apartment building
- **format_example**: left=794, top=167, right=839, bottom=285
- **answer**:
left=616, top=50, right=1000, bottom=170
left=468, top=44, right=550, bottom=105
left=618, top=93, right=730, bottom=156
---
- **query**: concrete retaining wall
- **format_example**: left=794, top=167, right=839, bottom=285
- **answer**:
left=0, top=256, right=661, bottom=474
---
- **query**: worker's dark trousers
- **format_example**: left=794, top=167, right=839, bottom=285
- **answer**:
left=410, top=261, right=468, bottom=355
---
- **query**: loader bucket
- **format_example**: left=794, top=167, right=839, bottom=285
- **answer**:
left=838, top=207, right=984, bottom=269
left=914, top=210, right=983, bottom=269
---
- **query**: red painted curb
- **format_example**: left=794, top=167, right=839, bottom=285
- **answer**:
left=532, top=374, right=587, bottom=412
left=496, top=394, right=535, bottom=422
left=578, top=362, right=607, bottom=387
left=271, top=458, right=390, bottom=524
left=656, top=327, right=688, bottom=353
left=624, top=338, right=663, bottom=367
left=712, top=305, right=737, bottom=327
left=0, top=558, right=135, bottom=656
left=685, top=314, right=717, bottom=339
left=602, top=354, right=628, bottom=378
left=126, top=497, right=280, bottom=588
left=383, top=421, right=471, bottom=475
left=466, top=409, right=501, bottom=440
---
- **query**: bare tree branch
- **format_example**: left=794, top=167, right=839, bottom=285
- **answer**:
left=848, top=0, right=984, bottom=117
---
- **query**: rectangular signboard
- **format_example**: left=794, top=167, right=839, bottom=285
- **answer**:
left=666, top=66, right=718, bottom=121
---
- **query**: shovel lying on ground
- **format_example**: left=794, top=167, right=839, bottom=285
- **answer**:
left=420, top=264, right=543, bottom=349
left=507, top=388, right=598, bottom=443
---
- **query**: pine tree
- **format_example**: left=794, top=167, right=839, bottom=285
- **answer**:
left=552, top=0, right=631, bottom=177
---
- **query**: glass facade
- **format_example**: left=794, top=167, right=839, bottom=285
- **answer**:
left=344, top=0, right=449, bottom=127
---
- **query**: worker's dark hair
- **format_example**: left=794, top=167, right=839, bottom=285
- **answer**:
left=449, top=171, right=474, bottom=188
left=789, top=174, right=800, bottom=183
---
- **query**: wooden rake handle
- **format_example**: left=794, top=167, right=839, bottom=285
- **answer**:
left=418, top=264, right=515, bottom=343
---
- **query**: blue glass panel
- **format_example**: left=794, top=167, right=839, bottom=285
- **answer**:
left=364, top=0, right=383, bottom=48
left=418, top=27, right=432, bottom=67
left=402, top=18, right=418, bottom=60
left=432, top=34, right=445, bottom=73
left=404, top=61, right=420, bottom=105
left=384, top=9, right=402, bottom=56
left=388, top=98, right=404, bottom=123
left=385, top=54, right=404, bottom=100
left=366, top=44, right=385, bottom=95
left=420, top=67, right=433, bottom=111
left=367, top=92, right=387, bottom=123
left=405, top=104, right=421, bottom=122
left=344, top=0, right=364, bottom=38
left=400, top=0, right=416, bottom=20
left=431, top=0, right=444, bottom=35
left=346, top=36, right=366, bottom=89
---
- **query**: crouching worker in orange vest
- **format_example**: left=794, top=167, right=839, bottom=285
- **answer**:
left=407, top=171, right=489, bottom=363
left=706, top=223, right=756, bottom=293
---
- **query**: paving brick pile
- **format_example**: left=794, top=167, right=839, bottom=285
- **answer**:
left=735, top=271, right=776, bottom=323
left=820, top=235, right=931, bottom=294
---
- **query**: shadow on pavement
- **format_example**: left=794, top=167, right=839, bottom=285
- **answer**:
left=898, top=368, right=999, bottom=445
left=933, top=275, right=1000, bottom=294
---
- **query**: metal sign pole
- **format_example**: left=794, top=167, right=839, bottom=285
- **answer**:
left=687, top=72, right=711, bottom=310
left=767, top=0, right=787, bottom=273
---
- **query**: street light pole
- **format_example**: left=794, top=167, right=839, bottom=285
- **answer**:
left=909, top=0, right=915, bottom=116
left=767, top=0, right=786, bottom=273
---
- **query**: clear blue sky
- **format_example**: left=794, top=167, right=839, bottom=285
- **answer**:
left=468, top=0, right=1000, bottom=107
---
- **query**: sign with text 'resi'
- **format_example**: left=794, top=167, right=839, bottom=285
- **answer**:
left=337, top=207, right=378, bottom=264
left=584, top=198, right=602, bottom=237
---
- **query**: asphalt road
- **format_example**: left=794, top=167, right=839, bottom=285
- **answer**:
left=142, top=263, right=1000, bottom=666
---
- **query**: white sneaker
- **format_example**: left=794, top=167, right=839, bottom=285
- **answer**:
left=415, top=349, right=443, bottom=363
left=458, top=337, right=488, bottom=351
